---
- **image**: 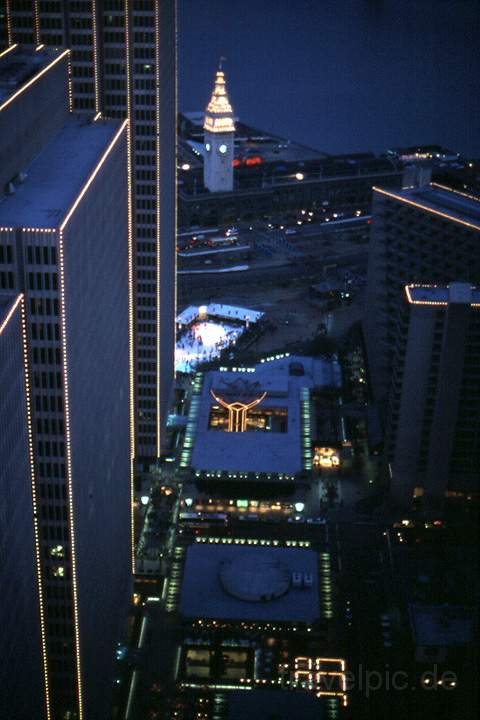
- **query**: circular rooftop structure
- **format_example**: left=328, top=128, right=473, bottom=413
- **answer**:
left=219, top=552, right=291, bottom=603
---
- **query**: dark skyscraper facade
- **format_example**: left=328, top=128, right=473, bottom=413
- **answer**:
left=0, top=293, right=46, bottom=720
left=0, top=46, right=131, bottom=720
left=364, top=183, right=480, bottom=406
left=386, top=283, right=480, bottom=508
left=5, top=0, right=177, bottom=462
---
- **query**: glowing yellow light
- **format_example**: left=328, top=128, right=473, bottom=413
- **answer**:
left=314, top=447, right=340, bottom=468
left=210, top=389, right=267, bottom=432
left=373, top=186, right=480, bottom=231
left=405, top=283, right=480, bottom=309
left=60, top=120, right=128, bottom=231
left=155, top=0, right=162, bottom=459
left=0, top=43, right=17, bottom=59
left=67, top=52, right=73, bottom=113
left=0, top=293, right=22, bottom=335
left=204, top=69, right=235, bottom=134
left=0, top=49, right=70, bottom=114
left=292, top=656, right=347, bottom=701
left=5, top=2, right=13, bottom=46
left=125, top=0, right=137, bottom=573
left=58, top=229, right=84, bottom=719
left=33, top=0, right=41, bottom=45
left=430, top=182, right=480, bottom=204
left=92, top=0, right=101, bottom=114
left=20, top=294, right=52, bottom=720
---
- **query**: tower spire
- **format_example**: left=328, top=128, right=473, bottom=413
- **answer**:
left=204, top=65, right=235, bottom=134
left=203, top=64, right=235, bottom=192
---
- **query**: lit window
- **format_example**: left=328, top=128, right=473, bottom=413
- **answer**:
left=50, top=545, right=64, bottom=558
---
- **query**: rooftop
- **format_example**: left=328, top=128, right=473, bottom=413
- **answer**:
left=180, top=543, right=319, bottom=623
left=227, top=690, right=323, bottom=720
left=374, top=183, right=480, bottom=230
left=189, top=355, right=340, bottom=475
left=387, top=144, right=459, bottom=161
left=406, top=283, right=480, bottom=307
left=409, top=604, right=474, bottom=647
left=0, top=45, right=63, bottom=106
left=0, top=116, right=123, bottom=229
left=181, top=112, right=326, bottom=164
left=0, top=294, right=22, bottom=336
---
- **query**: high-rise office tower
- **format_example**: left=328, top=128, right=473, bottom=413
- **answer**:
left=203, top=67, right=235, bottom=192
left=386, top=283, right=480, bottom=508
left=0, top=45, right=131, bottom=720
left=5, top=0, right=177, bottom=462
left=0, top=293, right=46, bottom=720
left=364, top=183, right=480, bottom=406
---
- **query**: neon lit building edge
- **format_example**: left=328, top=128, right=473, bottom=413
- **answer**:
left=0, top=49, right=70, bottom=114
left=0, top=42, right=17, bottom=59
left=372, top=186, right=480, bottom=232
left=155, top=0, right=162, bottom=457
left=20, top=294, right=52, bottom=720
left=57, top=228, right=84, bottom=719
left=55, top=119, right=127, bottom=719
left=405, top=283, right=480, bottom=308
left=124, top=0, right=137, bottom=573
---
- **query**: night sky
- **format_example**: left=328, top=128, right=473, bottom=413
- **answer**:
left=178, top=0, right=480, bottom=156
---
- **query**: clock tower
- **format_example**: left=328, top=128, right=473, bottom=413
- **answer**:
left=203, top=66, right=235, bottom=193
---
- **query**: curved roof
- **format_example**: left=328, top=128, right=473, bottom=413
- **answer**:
left=219, top=552, right=290, bottom=602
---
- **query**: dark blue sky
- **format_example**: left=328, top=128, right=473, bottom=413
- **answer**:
left=178, top=0, right=480, bottom=156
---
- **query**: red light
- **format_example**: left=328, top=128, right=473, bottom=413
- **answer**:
left=245, top=156, right=263, bottom=166
left=232, top=158, right=242, bottom=167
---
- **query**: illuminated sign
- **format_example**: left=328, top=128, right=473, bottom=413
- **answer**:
left=314, top=447, right=340, bottom=468
left=293, top=656, right=347, bottom=705
left=210, top=389, right=267, bottom=432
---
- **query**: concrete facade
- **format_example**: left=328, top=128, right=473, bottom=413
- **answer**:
left=0, top=294, right=46, bottom=720
left=6, top=1, right=177, bottom=460
left=386, top=284, right=480, bottom=508
left=0, top=49, right=131, bottom=720
left=365, top=184, right=480, bottom=407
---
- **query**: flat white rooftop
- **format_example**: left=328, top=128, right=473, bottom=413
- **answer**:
left=190, top=355, right=341, bottom=475
left=0, top=116, right=122, bottom=228
left=180, top=543, right=319, bottom=623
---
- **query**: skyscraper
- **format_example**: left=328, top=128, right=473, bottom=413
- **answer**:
left=203, top=67, right=235, bottom=192
left=386, top=283, right=480, bottom=509
left=0, top=45, right=131, bottom=720
left=5, top=0, right=177, bottom=462
left=364, top=183, right=480, bottom=407
left=0, top=293, right=46, bottom=720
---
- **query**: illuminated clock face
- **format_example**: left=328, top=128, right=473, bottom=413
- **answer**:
left=219, top=143, right=228, bottom=154
left=205, top=142, right=211, bottom=152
